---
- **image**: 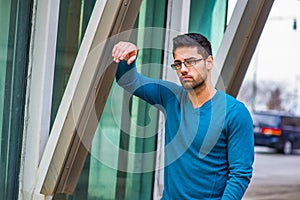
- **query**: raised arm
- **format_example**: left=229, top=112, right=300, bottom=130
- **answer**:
left=111, top=41, right=181, bottom=110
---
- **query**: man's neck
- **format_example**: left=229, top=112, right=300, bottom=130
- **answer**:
left=188, top=85, right=217, bottom=108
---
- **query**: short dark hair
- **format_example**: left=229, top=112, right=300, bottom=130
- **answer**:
left=172, top=33, right=212, bottom=57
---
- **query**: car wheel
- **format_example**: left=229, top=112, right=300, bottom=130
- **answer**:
left=283, top=140, right=293, bottom=155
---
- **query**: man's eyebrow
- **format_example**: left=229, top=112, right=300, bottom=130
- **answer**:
left=174, top=59, right=182, bottom=62
left=174, top=57, right=197, bottom=62
left=185, top=57, right=197, bottom=60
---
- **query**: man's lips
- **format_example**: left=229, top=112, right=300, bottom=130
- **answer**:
left=181, top=75, right=193, bottom=81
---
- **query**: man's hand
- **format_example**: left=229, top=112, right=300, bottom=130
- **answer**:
left=112, top=42, right=138, bottom=65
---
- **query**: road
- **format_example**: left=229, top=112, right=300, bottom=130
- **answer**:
left=243, top=147, right=300, bottom=200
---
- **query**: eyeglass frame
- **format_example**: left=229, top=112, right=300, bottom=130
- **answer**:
left=170, top=58, right=205, bottom=70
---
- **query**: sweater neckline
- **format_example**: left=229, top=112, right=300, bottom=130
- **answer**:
left=185, top=89, right=220, bottom=112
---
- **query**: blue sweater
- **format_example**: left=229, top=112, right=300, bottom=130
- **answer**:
left=116, top=60, right=254, bottom=200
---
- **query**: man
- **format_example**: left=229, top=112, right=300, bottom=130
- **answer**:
left=112, top=33, right=254, bottom=200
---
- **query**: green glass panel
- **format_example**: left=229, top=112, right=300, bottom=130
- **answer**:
left=0, top=0, right=10, bottom=141
left=0, top=1, right=11, bottom=198
left=86, top=83, right=123, bottom=200
left=50, top=0, right=96, bottom=129
left=123, top=1, right=166, bottom=199
left=189, top=0, right=228, bottom=55
left=0, top=0, right=33, bottom=199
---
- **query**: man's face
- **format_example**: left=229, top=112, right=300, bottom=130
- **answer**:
left=173, top=46, right=210, bottom=90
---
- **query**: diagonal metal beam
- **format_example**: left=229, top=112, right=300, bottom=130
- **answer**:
left=37, top=0, right=142, bottom=195
left=213, top=0, right=274, bottom=97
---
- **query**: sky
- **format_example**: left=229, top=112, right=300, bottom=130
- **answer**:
left=228, top=0, right=300, bottom=113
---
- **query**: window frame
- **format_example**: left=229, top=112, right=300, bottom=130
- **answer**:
left=35, top=0, right=143, bottom=195
left=18, top=0, right=60, bottom=198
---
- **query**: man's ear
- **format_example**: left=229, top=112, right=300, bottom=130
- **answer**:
left=206, top=55, right=214, bottom=70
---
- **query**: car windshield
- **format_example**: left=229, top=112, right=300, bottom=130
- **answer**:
left=253, top=113, right=279, bottom=127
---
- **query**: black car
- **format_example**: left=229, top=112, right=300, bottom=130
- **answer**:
left=253, top=111, right=300, bottom=154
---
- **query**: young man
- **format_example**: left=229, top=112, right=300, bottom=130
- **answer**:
left=112, top=33, right=254, bottom=200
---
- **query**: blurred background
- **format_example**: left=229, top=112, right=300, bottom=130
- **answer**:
left=236, top=0, right=300, bottom=115
left=231, top=1, right=300, bottom=199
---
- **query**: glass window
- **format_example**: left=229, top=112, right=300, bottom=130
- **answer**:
left=189, top=0, right=228, bottom=55
left=50, top=0, right=96, bottom=128
left=0, top=0, right=33, bottom=199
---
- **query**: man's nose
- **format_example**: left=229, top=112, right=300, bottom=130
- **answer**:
left=180, top=63, right=189, bottom=73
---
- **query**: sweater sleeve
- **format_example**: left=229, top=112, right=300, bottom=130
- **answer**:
left=221, top=102, right=254, bottom=200
left=115, top=60, right=180, bottom=107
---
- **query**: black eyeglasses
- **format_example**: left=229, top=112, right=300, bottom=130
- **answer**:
left=170, top=58, right=204, bottom=70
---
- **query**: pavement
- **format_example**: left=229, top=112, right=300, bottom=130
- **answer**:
left=243, top=147, right=300, bottom=200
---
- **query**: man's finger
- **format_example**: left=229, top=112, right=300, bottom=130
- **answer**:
left=127, top=55, right=137, bottom=65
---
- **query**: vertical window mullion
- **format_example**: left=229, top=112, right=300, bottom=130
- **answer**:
left=0, top=0, right=33, bottom=199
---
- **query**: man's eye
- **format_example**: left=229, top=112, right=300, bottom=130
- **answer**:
left=185, top=60, right=193, bottom=65
left=174, top=62, right=181, bottom=66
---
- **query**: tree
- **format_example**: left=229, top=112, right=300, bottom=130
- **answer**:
left=266, top=87, right=282, bottom=111
left=238, top=79, right=294, bottom=113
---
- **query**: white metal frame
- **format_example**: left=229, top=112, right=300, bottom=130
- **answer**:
left=19, top=0, right=60, bottom=199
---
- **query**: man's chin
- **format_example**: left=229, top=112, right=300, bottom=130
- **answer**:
left=181, top=83, right=194, bottom=90
left=181, top=81, right=205, bottom=90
